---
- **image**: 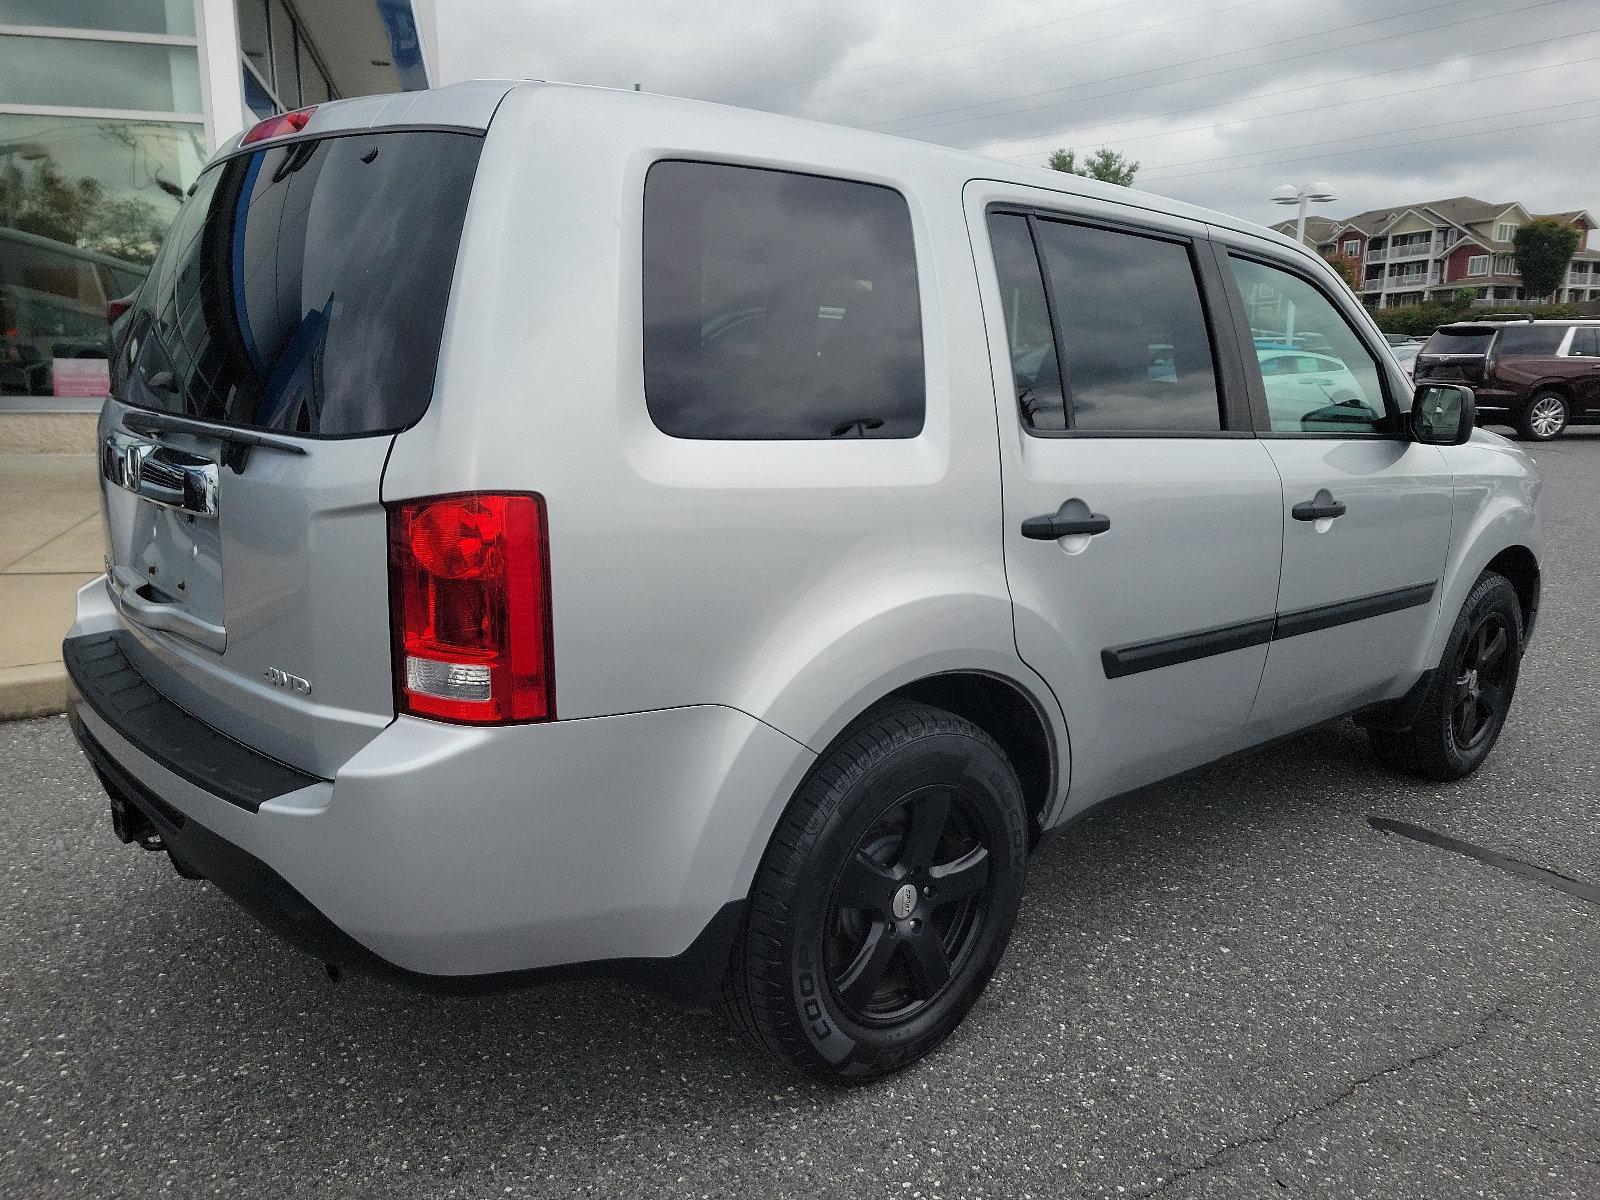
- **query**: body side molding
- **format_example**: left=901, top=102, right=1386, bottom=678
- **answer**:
left=1101, top=582, right=1438, bottom=680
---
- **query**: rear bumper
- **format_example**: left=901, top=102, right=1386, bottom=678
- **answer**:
left=64, top=625, right=814, bottom=1000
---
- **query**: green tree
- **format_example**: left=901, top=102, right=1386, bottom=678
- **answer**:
left=1321, top=252, right=1361, bottom=293
left=1047, top=146, right=1139, bottom=186
left=0, top=154, right=167, bottom=265
left=1512, top=218, right=1581, bottom=302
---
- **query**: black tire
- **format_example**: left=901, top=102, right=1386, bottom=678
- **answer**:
left=1369, top=571, right=1523, bottom=781
left=719, top=700, right=1028, bottom=1085
left=1515, top=390, right=1568, bottom=441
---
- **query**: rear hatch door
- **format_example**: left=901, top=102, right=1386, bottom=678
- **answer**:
left=101, top=124, right=484, bottom=778
left=1415, top=325, right=1494, bottom=385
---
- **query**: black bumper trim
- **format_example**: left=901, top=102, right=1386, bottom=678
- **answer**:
left=68, top=713, right=743, bottom=1006
left=62, top=631, right=321, bottom=813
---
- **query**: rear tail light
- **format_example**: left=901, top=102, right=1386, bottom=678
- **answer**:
left=241, top=106, right=316, bottom=146
left=106, top=294, right=135, bottom=324
left=387, top=493, right=554, bottom=724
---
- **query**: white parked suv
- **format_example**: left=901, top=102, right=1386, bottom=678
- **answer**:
left=66, top=82, right=1544, bottom=1084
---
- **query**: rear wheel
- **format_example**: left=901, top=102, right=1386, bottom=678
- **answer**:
left=720, top=701, right=1028, bottom=1085
left=1516, top=390, right=1568, bottom=440
left=1368, top=571, right=1523, bottom=781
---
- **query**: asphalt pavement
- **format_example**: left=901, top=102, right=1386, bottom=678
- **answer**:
left=2, top=431, right=1596, bottom=1199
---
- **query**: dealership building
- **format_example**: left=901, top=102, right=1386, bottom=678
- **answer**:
left=1, top=0, right=437, bottom=406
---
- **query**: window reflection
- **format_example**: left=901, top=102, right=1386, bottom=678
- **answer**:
left=1229, top=256, right=1389, bottom=434
left=1, top=115, right=202, bottom=403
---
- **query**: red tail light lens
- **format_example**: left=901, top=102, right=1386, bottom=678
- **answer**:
left=241, top=106, right=316, bottom=146
left=106, top=295, right=135, bottom=324
left=388, top=493, right=554, bottom=724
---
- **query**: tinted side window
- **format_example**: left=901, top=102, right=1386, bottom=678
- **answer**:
left=1228, top=256, right=1389, bottom=435
left=1030, top=219, right=1222, bottom=432
left=1496, top=324, right=1567, bottom=356
left=987, top=214, right=1066, bottom=430
left=1570, top=328, right=1600, bottom=357
left=642, top=161, right=925, bottom=440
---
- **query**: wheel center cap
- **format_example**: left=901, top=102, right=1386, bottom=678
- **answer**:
left=892, top=883, right=918, bottom=920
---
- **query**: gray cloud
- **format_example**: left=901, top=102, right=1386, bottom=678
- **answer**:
left=430, top=0, right=1600, bottom=230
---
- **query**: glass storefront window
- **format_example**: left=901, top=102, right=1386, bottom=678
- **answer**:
left=270, top=0, right=299, bottom=106
left=0, top=35, right=203, bottom=112
left=242, top=67, right=276, bottom=120
left=298, top=39, right=330, bottom=106
left=0, top=114, right=204, bottom=400
left=237, top=0, right=270, bottom=90
left=0, top=0, right=196, bottom=37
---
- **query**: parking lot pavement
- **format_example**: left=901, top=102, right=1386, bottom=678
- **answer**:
left=2, top=433, right=1596, bottom=1200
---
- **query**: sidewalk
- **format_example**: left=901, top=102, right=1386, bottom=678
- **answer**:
left=0, top=428, right=104, bottom=718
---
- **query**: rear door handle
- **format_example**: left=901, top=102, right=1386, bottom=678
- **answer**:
left=1291, top=489, right=1347, bottom=522
left=103, top=434, right=219, bottom=516
left=1022, top=507, right=1112, bottom=540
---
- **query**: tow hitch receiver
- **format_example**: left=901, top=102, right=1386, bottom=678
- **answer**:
left=109, top=794, right=163, bottom=852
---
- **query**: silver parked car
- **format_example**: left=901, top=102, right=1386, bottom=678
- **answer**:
left=66, top=82, right=1544, bottom=1085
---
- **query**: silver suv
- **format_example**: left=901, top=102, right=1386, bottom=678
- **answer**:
left=66, top=82, right=1544, bottom=1084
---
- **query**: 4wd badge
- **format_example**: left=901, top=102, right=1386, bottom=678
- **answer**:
left=264, top=667, right=312, bottom=695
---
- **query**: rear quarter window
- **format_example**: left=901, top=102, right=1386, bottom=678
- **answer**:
left=1494, top=325, right=1567, bottom=356
left=642, top=160, right=925, bottom=440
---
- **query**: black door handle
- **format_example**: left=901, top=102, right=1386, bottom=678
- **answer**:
left=1292, top=488, right=1347, bottom=522
left=1022, top=509, right=1112, bottom=540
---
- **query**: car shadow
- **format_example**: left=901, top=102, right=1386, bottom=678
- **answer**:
left=86, top=718, right=1401, bottom=1108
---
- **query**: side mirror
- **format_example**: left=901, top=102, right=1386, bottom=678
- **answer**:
left=1410, top=383, right=1475, bottom=446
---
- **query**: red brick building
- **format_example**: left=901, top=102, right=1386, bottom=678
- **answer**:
left=1270, top=197, right=1600, bottom=309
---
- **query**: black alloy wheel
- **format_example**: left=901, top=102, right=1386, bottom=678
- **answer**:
left=1449, top=608, right=1515, bottom=752
left=719, top=700, right=1029, bottom=1084
left=1367, top=570, right=1524, bottom=781
left=825, top=785, right=993, bottom=1023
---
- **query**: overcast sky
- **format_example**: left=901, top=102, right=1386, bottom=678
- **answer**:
left=430, top=0, right=1599, bottom=233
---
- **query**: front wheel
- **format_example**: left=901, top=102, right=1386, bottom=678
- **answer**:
left=1516, top=391, right=1568, bottom=441
left=1369, top=571, right=1523, bottom=781
left=719, top=701, right=1028, bottom=1085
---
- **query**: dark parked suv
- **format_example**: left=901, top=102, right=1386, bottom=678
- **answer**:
left=1415, top=319, right=1600, bottom=440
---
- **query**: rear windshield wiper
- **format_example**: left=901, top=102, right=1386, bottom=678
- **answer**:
left=121, top=409, right=308, bottom=472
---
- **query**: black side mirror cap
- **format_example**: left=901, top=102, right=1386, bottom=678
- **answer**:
left=1410, top=382, right=1475, bottom=446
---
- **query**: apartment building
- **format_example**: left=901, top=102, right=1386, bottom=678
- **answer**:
left=1271, top=197, right=1600, bottom=309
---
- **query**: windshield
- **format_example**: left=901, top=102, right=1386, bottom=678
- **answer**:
left=113, top=130, right=483, bottom=437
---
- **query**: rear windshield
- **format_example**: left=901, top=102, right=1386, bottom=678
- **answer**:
left=114, top=130, right=482, bottom=437
left=1423, top=329, right=1493, bottom=356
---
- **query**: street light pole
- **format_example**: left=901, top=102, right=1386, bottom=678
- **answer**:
left=1271, top=181, right=1338, bottom=246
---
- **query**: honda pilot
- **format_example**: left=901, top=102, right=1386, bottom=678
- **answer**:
left=66, top=81, right=1544, bottom=1084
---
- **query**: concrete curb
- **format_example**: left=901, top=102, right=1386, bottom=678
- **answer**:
left=0, top=412, right=98, bottom=455
left=0, top=663, right=68, bottom=721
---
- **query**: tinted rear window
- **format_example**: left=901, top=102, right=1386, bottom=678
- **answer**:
left=642, top=160, right=925, bottom=440
left=1494, top=324, right=1567, bottom=355
left=115, top=130, right=482, bottom=437
left=1423, top=329, right=1493, bottom=355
